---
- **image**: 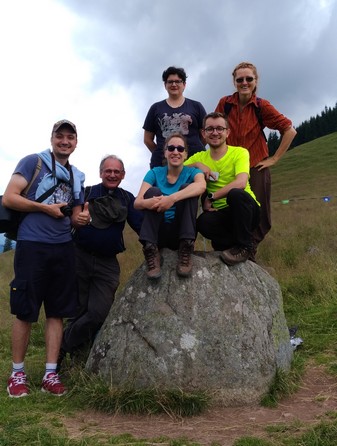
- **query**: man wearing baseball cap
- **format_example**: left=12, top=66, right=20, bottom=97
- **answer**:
left=2, top=119, right=88, bottom=397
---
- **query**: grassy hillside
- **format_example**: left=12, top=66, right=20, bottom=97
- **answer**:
left=271, top=132, right=336, bottom=202
left=0, top=133, right=336, bottom=445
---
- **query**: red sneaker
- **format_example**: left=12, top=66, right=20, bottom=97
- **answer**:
left=7, top=371, right=29, bottom=398
left=41, top=372, right=67, bottom=396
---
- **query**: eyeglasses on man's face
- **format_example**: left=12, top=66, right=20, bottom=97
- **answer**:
left=235, top=76, right=255, bottom=83
left=166, top=145, right=186, bottom=153
left=204, top=126, right=227, bottom=134
left=166, top=79, right=184, bottom=85
left=102, top=169, right=124, bottom=175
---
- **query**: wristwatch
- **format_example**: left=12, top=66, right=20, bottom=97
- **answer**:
left=207, top=193, right=216, bottom=202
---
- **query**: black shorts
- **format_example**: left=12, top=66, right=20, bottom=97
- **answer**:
left=10, top=240, right=78, bottom=322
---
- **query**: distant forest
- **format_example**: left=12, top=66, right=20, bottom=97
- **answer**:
left=268, top=101, right=337, bottom=155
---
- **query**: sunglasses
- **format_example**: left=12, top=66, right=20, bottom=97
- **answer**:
left=235, top=76, right=255, bottom=83
left=166, top=145, right=186, bottom=153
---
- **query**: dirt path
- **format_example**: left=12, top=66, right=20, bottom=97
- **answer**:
left=64, top=365, right=337, bottom=445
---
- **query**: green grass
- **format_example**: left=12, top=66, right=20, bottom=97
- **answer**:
left=1, top=133, right=337, bottom=444
left=69, top=369, right=210, bottom=416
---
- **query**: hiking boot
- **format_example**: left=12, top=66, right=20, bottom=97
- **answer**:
left=176, top=239, right=194, bottom=277
left=143, top=243, right=161, bottom=279
left=220, top=246, right=251, bottom=266
left=41, top=372, right=67, bottom=396
left=7, top=371, right=29, bottom=398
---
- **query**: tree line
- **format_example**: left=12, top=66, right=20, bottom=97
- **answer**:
left=268, top=101, right=337, bottom=155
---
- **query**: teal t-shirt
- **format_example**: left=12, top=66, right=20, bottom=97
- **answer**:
left=184, top=146, right=258, bottom=209
left=143, top=165, right=202, bottom=221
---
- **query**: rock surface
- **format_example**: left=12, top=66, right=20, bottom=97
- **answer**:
left=86, top=249, right=292, bottom=406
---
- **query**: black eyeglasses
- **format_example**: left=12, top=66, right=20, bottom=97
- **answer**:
left=235, top=76, right=255, bottom=83
left=166, top=145, right=186, bottom=153
left=166, top=79, right=184, bottom=85
left=102, top=169, right=124, bottom=175
left=204, top=126, right=227, bottom=134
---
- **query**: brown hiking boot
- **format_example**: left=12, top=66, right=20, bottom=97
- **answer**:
left=220, top=246, right=251, bottom=266
left=176, top=239, right=194, bottom=277
left=143, top=243, right=161, bottom=279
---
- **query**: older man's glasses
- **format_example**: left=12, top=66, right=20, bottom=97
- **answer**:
left=204, top=126, right=227, bottom=134
left=166, top=145, right=186, bottom=153
left=102, top=169, right=124, bottom=175
left=235, top=76, right=255, bottom=83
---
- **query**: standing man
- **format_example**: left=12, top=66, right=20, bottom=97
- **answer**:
left=59, top=155, right=143, bottom=368
left=143, top=66, right=206, bottom=168
left=3, top=120, right=87, bottom=397
left=184, top=112, right=260, bottom=265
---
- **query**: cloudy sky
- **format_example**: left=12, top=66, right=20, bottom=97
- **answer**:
left=0, top=0, right=336, bottom=196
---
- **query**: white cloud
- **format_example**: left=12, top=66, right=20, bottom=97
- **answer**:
left=1, top=0, right=337, bottom=196
left=0, top=0, right=148, bottom=195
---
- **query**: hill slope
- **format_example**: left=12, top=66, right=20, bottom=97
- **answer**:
left=271, top=132, right=337, bottom=202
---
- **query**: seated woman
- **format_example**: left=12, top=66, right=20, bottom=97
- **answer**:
left=134, top=132, right=206, bottom=279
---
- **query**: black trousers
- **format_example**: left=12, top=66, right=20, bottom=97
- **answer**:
left=250, top=166, right=271, bottom=244
left=197, top=188, right=260, bottom=251
left=62, top=247, right=120, bottom=353
left=139, top=186, right=198, bottom=250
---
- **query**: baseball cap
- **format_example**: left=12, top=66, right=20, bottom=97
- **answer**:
left=52, top=119, right=77, bottom=135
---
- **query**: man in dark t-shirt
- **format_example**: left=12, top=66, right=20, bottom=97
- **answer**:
left=143, top=66, right=206, bottom=168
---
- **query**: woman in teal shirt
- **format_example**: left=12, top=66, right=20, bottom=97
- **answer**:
left=134, top=132, right=205, bottom=279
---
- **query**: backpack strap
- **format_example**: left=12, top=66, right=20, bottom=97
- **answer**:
left=255, top=97, right=267, bottom=142
left=223, top=97, right=267, bottom=142
left=84, top=186, right=92, bottom=202
left=35, top=181, right=61, bottom=203
left=223, top=99, right=233, bottom=118
left=21, top=157, right=42, bottom=198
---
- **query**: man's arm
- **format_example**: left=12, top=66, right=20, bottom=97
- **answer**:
left=2, top=174, right=67, bottom=219
left=203, top=173, right=248, bottom=211
left=71, top=202, right=91, bottom=228
left=211, top=172, right=248, bottom=200
left=144, top=130, right=157, bottom=153
left=185, top=161, right=217, bottom=181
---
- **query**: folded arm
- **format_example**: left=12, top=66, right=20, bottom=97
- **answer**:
left=3, top=173, right=68, bottom=218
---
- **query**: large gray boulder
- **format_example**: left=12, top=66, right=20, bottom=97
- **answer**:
left=86, top=249, right=292, bottom=406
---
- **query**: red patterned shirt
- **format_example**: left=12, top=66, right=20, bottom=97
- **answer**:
left=215, top=92, right=293, bottom=167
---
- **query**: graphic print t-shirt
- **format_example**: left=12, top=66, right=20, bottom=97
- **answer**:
left=143, top=98, right=206, bottom=160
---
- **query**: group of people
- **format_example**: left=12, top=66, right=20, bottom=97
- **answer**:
left=3, top=61, right=296, bottom=398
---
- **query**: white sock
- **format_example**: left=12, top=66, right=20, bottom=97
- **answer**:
left=12, top=362, right=25, bottom=376
left=44, top=363, right=57, bottom=378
